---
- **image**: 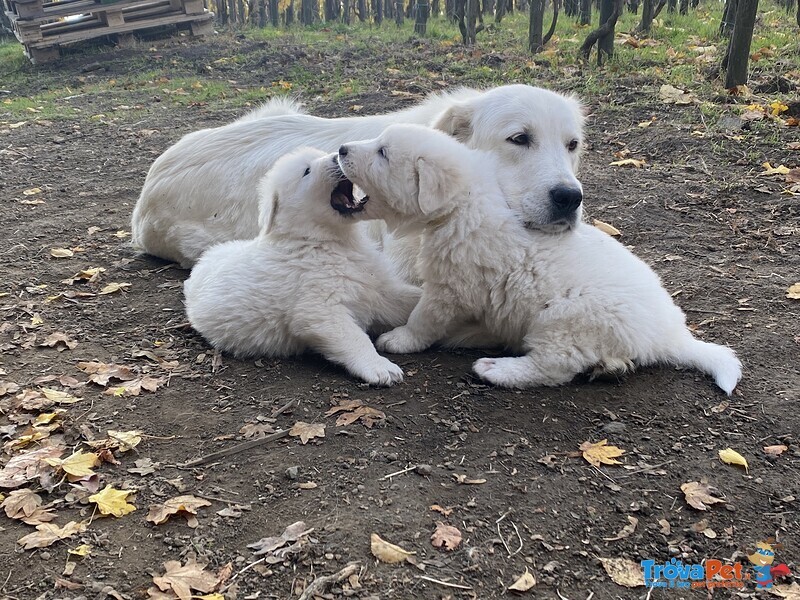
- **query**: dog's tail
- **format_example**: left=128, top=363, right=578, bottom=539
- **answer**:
left=237, top=96, right=305, bottom=121
left=672, top=337, right=742, bottom=395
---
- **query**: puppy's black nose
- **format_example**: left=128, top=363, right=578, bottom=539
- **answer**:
left=338, top=145, right=349, bottom=157
left=549, top=186, right=583, bottom=214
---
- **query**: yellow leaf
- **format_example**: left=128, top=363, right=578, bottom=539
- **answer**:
left=370, top=533, right=415, bottom=563
left=508, top=567, right=536, bottom=592
left=197, top=595, right=225, bottom=600
left=41, top=388, right=81, bottom=404
left=30, top=314, right=44, bottom=327
left=50, top=248, right=74, bottom=258
left=23, top=187, right=42, bottom=195
left=610, top=158, right=646, bottom=168
left=99, top=282, right=131, bottom=295
left=760, top=162, right=791, bottom=176
left=88, top=485, right=136, bottom=517
left=786, top=283, right=800, bottom=300
left=114, top=230, right=131, bottom=238
left=46, top=450, right=99, bottom=477
left=593, top=219, right=622, bottom=237
left=32, top=412, right=60, bottom=426
left=718, top=448, right=748, bottom=472
left=580, top=439, right=625, bottom=468
left=770, top=100, right=789, bottom=116
left=17, top=520, right=87, bottom=550
left=68, top=543, right=92, bottom=557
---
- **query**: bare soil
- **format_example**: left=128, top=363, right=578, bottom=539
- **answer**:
left=1, top=31, right=798, bottom=600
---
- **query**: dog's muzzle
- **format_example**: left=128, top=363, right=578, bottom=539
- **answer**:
left=330, top=168, right=368, bottom=215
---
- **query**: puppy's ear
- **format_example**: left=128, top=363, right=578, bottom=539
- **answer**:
left=258, top=189, right=280, bottom=235
left=416, top=158, right=452, bottom=216
left=431, top=103, right=474, bottom=143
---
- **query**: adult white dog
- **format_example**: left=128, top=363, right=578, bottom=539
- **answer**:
left=131, top=85, right=584, bottom=273
left=183, top=147, right=420, bottom=386
left=337, top=124, right=742, bottom=394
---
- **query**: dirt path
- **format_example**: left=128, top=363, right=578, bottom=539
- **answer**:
left=1, top=33, right=798, bottom=599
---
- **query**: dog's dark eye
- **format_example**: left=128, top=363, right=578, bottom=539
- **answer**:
left=302, top=167, right=311, bottom=177
left=567, top=139, right=579, bottom=152
left=378, top=147, right=388, bottom=160
left=507, top=133, right=530, bottom=146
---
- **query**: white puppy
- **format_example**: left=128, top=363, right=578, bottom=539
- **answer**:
left=337, top=124, right=742, bottom=394
left=131, top=85, right=584, bottom=272
left=183, top=147, right=420, bottom=386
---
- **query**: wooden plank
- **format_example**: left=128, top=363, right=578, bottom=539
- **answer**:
left=24, top=43, right=60, bottom=62
left=28, top=10, right=210, bottom=45
left=100, top=7, right=123, bottom=24
left=17, top=0, right=168, bottom=23
left=182, top=0, right=201, bottom=13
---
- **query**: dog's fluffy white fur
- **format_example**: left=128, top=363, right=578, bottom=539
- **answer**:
left=131, top=85, right=584, bottom=274
left=337, top=124, right=742, bottom=394
left=183, top=147, right=420, bottom=386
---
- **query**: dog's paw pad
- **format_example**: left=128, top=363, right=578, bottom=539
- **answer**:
left=376, top=328, right=426, bottom=354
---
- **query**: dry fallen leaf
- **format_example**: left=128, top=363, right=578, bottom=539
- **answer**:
left=146, top=495, right=211, bottom=528
left=1, top=488, right=55, bottom=524
left=239, top=423, right=275, bottom=438
left=786, top=283, right=800, bottom=300
left=370, top=532, right=415, bottom=563
left=580, top=439, right=625, bottom=468
left=718, top=448, right=749, bottom=472
left=68, top=543, right=92, bottom=557
left=0, top=445, right=64, bottom=488
left=39, top=332, right=78, bottom=351
left=659, top=84, right=697, bottom=105
left=764, top=444, right=788, bottom=456
left=289, top=421, right=325, bottom=444
left=45, top=450, right=100, bottom=478
left=99, top=282, right=131, bottom=295
left=152, top=556, right=220, bottom=600
left=593, top=219, right=622, bottom=237
left=761, top=162, right=791, bottom=176
left=17, top=520, right=87, bottom=550
left=600, top=557, right=645, bottom=587
left=508, top=567, right=536, bottom=592
left=103, top=375, right=163, bottom=397
left=603, top=516, right=638, bottom=541
left=658, top=519, right=671, bottom=535
left=430, top=504, right=453, bottom=517
left=77, top=361, right=135, bottom=386
left=453, top=473, right=487, bottom=484
left=41, top=388, right=81, bottom=404
left=85, top=429, right=143, bottom=452
left=88, top=485, right=136, bottom=517
left=0, top=381, right=20, bottom=396
left=681, top=481, right=726, bottom=510
left=431, top=522, right=462, bottom=551
left=50, top=248, right=74, bottom=258
left=248, top=521, right=313, bottom=557
left=610, top=158, right=646, bottom=168
left=769, top=582, right=800, bottom=599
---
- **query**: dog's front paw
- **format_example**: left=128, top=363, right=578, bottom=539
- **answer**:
left=473, top=357, right=530, bottom=388
left=376, top=327, right=429, bottom=354
left=352, top=356, right=404, bottom=386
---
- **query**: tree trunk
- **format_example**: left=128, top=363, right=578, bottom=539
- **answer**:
left=543, top=0, right=559, bottom=43
left=628, top=0, right=638, bottom=12
left=217, top=0, right=228, bottom=24
left=374, top=0, right=383, bottom=22
left=343, top=0, right=351, bottom=21
left=395, top=0, right=403, bottom=23
left=723, top=0, right=759, bottom=88
left=506, top=0, right=513, bottom=14
left=678, top=0, right=687, bottom=12
left=667, top=0, right=675, bottom=11
left=414, top=0, right=430, bottom=32
left=637, top=0, right=652, bottom=30
left=285, top=0, right=294, bottom=22
left=465, top=0, right=478, bottom=43
left=228, top=0, right=237, bottom=23
left=482, top=0, right=494, bottom=13
left=258, top=0, right=267, bottom=24
left=578, top=0, right=590, bottom=24
left=797, top=0, right=799, bottom=26
left=597, top=0, right=614, bottom=62
left=301, top=0, right=314, bottom=23
left=237, top=0, right=245, bottom=22
left=529, top=0, right=545, bottom=52
left=719, top=0, right=737, bottom=34
left=494, top=0, right=506, bottom=20
left=579, top=0, right=622, bottom=63
left=564, top=0, right=577, bottom=15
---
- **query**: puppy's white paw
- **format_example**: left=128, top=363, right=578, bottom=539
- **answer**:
left=376, top=327, right=429, bottom=354
left=352, top=356, right=404, bottom=386
left=473, top=357, right=531, bottom=388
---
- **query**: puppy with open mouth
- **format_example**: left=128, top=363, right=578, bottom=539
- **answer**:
left=183, top=147, right=420, bottom=386
left=337, top=124, right=742, bottom=394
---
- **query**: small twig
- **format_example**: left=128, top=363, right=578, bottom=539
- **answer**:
left=220, top=557, right=267, bottom=592
left=416, top=575, right=473, bottom=590
left=298, top=563, right=361, bottom=600
left=178, top=430, right=290, bottom=468
left=163, top=321, right=191, bottom=331
left=271, top=398, right=297, bottom=417
left=496, top=520, right=513, bottom=557
left=586, top=592, right=594, bottom=600
left=0, top=570, right=12, bottom=591
left=381, top=464, right=418, bottom=480
left=556, top=589, right=571, bottom=600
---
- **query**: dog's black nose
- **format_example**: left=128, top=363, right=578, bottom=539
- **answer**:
left=338, top=145, right=349, bottom=157
left=549, top=186, right=583, bottom=215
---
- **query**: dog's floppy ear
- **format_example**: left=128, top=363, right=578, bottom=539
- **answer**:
left=431, top=103, right=474, bottom=143
left=416, top=157, right=453, bottom=216
left=261, top=191, right=279, bottom=235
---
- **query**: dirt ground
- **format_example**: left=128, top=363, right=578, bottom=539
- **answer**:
left=1, top=31, right=799, bottom=600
